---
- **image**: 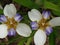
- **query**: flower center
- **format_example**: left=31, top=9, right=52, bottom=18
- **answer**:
left=4, top=17, right=18, bottom=30
left=38, top=18, right=48, bottom=30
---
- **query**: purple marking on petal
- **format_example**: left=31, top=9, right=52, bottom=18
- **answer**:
left=14, top=13, right=23, bottom=22
left=30, top=21, right=38, bottom=30
left=8, top=28, right=16, bottom=36
left=0, top=19, right=3, bottom=22
left=45, top=26, right=53, bottom=35
left=42, top=10, right=50, bottom=19
left=0, top=15, right=7, bottom=22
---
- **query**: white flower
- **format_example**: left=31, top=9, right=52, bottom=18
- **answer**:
left=0, top=4, right=32, bottom=38
left=28, top=9, right=60, bottom=45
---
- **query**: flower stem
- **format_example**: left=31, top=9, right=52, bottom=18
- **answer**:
left=26, top=37, right=33, bottom=45
left=49, top=31, right=56, bottom=45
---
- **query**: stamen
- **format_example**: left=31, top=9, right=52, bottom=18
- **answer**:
left=38, top=18, right=49, bottom=30
left=4, top=17, right=18, bottom=30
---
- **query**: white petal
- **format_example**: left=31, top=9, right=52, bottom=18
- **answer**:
left=28, top=9, right=42, bottom=22
left=4, top=4, right=16, bottom=18
left=16, top=23, right=32, bottom=37
left=49, top=17, right=60, bottom=27
left=0, top=4, right=3, bottom=9
left=34, top=29, right=46, bottom=45
left=0, top=24, right=8, bottom=38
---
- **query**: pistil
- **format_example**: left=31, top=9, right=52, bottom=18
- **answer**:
left=38, top=18, right=48, bottom=30
left=4, top=17, right=18, bottom=30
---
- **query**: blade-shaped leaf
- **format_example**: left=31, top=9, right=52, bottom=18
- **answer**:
left=44, top=1, right=60, bottom=16
left=18, top=37, right=28, bottom=45
left=0, top=9, right=3, bottom=14
left=14, top=0, right=40, bottom=9
left=49, top=31, right=56, bottom=45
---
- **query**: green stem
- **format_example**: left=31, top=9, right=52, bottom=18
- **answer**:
left=49, top=32, right=56, bottom=45
left=26, top=37, right=33, bottom=45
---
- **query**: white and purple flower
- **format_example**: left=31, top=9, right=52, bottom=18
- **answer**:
left=0, top=4, right=32, bottom=38
left=28, top=9, right=60, bottom=45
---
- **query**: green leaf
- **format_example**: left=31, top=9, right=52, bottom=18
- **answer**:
left=14, top=0, right=40, bottom=9
left=47, top=0, right=60, bottom=6
left=35, top=0, right=44, bottom=6
left=0, top=35, right=20, bottom=45
left=47, top=0, right=58, bottom=4
left=49, top=31, right=56, bottom=45
left=26, top=37, right=33, bottom=45
left=8, top=35, right=20, bottom=44
left=44, top=1, right=59, bottom=11
left=52, top=10, right=60, bottom=16
left=0, top=9, right=3, bottom=14
left=18, top=30, right=36, bottom=45
left=53, top=27, right=60, bottom=39
left=18, top=37, right=28, bottom=45
left=44, top=1, right=60, bottom=16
